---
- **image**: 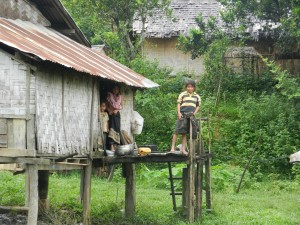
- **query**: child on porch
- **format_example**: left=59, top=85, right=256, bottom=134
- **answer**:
left=170, top=80, right=201, bottom=155
left=99, top=101, right=109, bottom=149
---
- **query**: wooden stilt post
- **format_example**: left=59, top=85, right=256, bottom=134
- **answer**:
left=125, top=163, right=136, bottom=217
left=187, top=119, right=195, bottom=223
left=83, top=159, right=92, bottom=225
left=38, top=170, right=50, bottom=212
left=83, top=77, right=95, bottom=225
left=80, top=169, right=85, bottom=203
left=27, top=165, right=38, bottom=225
left=195, top=108, right=203, bottom=218
left=25, top=167, right=30, bottom=208
left=182, top=168, right=188, bottom=215
left=205, top=113, right=212, bottom=211
left=125, top=163, right=136, bottom=216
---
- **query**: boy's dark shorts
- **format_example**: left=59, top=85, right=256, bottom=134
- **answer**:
left=174, top=118, right=190, bottom=134
left=174, top=115, right=198, bottom=139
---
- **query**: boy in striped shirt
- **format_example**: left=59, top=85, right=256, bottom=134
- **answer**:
left=170, top=80, right=201, bottom=155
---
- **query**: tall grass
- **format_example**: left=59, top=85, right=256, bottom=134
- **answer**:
left=0, top=165, right=300, bottom=225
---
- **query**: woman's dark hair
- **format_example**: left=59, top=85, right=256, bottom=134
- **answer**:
left=185, top=79, right=196, bottom=88
left=111, top=84, right=121, bottom=96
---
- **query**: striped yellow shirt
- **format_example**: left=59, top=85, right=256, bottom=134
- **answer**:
left=177, top=91, right=201, bottom=112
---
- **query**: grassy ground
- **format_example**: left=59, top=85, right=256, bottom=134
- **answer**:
left=0, top=169, right=300, bottom=225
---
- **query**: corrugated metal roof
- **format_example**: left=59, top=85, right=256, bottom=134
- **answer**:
left=0, top=18, right=159, bottom=88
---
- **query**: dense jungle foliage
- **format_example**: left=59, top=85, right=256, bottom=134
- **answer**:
left=61, top=0, right=300, bottom=176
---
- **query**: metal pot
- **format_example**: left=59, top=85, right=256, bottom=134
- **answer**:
left=115, top=143, right=134, bottom=156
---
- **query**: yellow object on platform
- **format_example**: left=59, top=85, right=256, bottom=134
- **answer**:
left=138, top=147, right=151, bottom=156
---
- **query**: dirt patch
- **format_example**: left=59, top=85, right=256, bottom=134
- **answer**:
left=0, top=214, right=48, bottom=225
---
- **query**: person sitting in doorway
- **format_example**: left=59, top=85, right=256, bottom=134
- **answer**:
left=106, top=85, right=122, bottom=151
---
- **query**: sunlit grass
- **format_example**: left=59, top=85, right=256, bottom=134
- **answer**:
left=0, top=170, right=300, bottom=225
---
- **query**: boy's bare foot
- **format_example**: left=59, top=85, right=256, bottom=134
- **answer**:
left=181, top=150, right=188, bottom=156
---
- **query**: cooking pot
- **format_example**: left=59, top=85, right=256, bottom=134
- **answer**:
left=115, top=143, right=135, bottom=156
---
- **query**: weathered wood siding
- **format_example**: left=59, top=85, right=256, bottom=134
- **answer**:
left=0, top=51, right=27, bottom=117
left=35, top=67, right=99, bottom=155
left=0, top=51, right=35, bottom=151
left=0, top=0, right=50, bottom=26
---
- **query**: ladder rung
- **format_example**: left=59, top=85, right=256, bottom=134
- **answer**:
left=170, top=193, right=182, bottom=196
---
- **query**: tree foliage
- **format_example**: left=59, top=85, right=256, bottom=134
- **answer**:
left=89, top=0, right=170, bottom=62
left=218, top=0, right=300, bottom=52
left=62, top=0, right=170, bottom=62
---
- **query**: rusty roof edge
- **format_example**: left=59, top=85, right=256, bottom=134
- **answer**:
left=0, top=19, right=159, bottom=89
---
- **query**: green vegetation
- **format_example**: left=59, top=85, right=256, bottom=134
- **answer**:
left=17, top=1, right=299, bottom=224
left=62, top=0, right=170, bottom=62
left=1, top=165, right=300, bottom=225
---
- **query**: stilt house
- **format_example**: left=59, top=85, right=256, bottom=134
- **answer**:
left=0, top=0, right=158, bottom=158
left=0, top=1, right=213, bottom=224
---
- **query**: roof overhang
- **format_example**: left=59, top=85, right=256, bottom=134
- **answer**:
left=0, top=18, right=159, bottom=89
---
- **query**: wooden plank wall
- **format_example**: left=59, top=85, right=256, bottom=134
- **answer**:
left=0, top=0, right=50, bottom=26
left=0, top=51, right=35, bottom=153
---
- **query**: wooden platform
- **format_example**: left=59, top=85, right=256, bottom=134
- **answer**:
left=98, top=152, right=212, bottom=164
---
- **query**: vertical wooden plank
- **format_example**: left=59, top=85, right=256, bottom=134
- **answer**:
left=26, top=115, right=36, bottom=150
left=80, top=169, right=85, bottom=203
left=7, top=119, right=26, bottom=149
left=0, top=119, right=7, bottom=134
left=205, top=113, right=212, bottom=211
left=13, top=119, right=26, bottom=149
left=25, top=167, right=30, bottom=207
left=187, top=119, right=195, bottom=223
left=125, top=163, right=136, bottom=217
left=7, top=119, right=14, bottom=148
left=83, top=159, right=92, bottom=225
left=27, top=165, right=38, bottom=225
left=38, top=170, right=50, bottom=212
left=195, top=107, right=203, bottom=218
left=182, top=168, right=188, bottom=215
left=26, top=66, right=30, bottom=120
left=168, top=162, right=177, bottom=211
